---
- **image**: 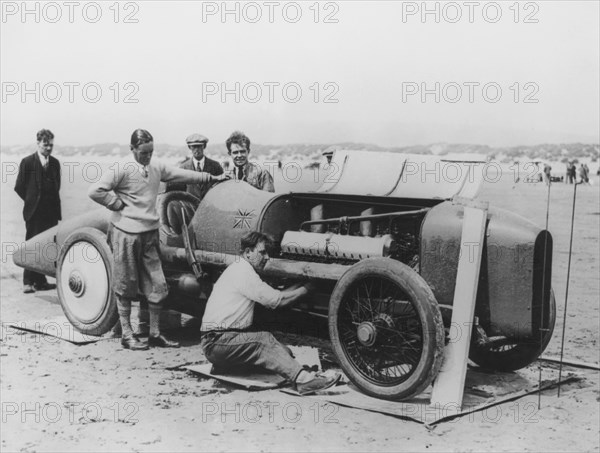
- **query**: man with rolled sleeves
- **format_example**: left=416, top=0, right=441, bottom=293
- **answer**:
left=201, top=231, right=341, bottom=395
left=167, top=133, right=224, bottom=200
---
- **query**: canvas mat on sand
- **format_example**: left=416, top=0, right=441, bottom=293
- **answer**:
left=181, top=347, right=580, bottom=426
left=281, top=365, right=581, bottom=426
left=3, top=315, right=113, bottom=344
left=4, top=309, right=185, bottom=344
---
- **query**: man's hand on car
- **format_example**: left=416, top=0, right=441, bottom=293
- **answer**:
left=212, top=173, right=231, bottom=182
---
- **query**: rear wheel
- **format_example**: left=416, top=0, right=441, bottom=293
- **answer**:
left=469, top=289, right=557, bottom=371
left=328, top=258, right=445, bottom=401
left=57, top=228, right=118, bottom=335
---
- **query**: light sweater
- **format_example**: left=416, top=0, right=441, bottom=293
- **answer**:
left=88, top=156, right=212, bottom=233
left=201, top=259, right=282, bottom=331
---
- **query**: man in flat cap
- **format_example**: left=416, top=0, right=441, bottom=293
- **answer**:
left=322, top=145, right=341, bottom=165
left=167, top=133, right=224, bottom=200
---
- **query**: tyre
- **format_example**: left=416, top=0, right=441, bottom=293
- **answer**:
left=469, top=289, right=557, bottom=371
left=56, top=227, right=118, bottom=335
left=328, top=258, right=445, bottom=401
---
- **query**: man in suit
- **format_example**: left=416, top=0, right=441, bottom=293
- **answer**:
left=167, top=133, right=224, bottom=200
left=226, top=131, right=274, bottom=192
left=14, top=129, right=61, bottom=293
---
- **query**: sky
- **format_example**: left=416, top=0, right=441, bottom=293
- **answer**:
left=1, top=0, right=599, bottom=147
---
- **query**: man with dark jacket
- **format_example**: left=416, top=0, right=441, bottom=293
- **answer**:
left=167, top=133, right=224, bottom=200
left=226, top=131, right=274, bottom=192
left=14, top=129, right=61, bottom=293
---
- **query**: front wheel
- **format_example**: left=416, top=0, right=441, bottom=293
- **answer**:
left=328, top=258, right=445, bottom=401
left=56, top=228, right=118, bottom=335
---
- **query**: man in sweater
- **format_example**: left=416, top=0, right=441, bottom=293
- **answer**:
left=14, top=129, right=61, bottom=293
left=89, top=129, right=229, bottom=350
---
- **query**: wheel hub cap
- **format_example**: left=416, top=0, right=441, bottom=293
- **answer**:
left=68, top=271, right=85, bottom=297
left=357, top=322, right=377, bottom=346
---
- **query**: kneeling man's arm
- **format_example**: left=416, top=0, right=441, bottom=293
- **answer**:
left=276, top=282, right=314, bottom=308
left=244, top=272, right=314, bottom=310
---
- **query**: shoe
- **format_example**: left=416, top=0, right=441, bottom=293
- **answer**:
left=148, top=334, right=180, bottom=348
left=33, top=282, right=56, bottom=291
left=296, top=372, right=342, bottom=396
left=23, top=284, right=35, bottom=294
left=121, top=334, right=149, bottom=351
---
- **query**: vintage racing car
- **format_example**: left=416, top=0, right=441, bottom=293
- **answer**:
left=13, top=150, right=556, bottom=401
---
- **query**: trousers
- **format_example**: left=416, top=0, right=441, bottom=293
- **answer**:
left=201, top=331, right=304, bottom=382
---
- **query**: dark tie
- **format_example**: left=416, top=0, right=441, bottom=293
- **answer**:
left=43, top=159, right=49, bottom=170
left=237, top=167, right=244, bottom=181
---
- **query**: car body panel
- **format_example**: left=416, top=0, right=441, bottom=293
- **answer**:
left=319, top=150, right=487, bottom=200
left=420, top=201, right=549, bottom=338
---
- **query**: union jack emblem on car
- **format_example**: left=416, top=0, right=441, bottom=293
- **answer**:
left=233, top=209, right=255, bottom=229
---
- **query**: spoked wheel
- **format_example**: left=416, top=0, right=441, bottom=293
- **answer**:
left=469, top=289, right=557, bottom=371
left=56, top=228, right=118, bottom=335
left=329, top=258, right=445, bottom=401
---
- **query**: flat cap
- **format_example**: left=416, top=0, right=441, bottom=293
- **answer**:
left=186, top=133, right=209, bottom=145
left=322, top=145, right=342, bottom=156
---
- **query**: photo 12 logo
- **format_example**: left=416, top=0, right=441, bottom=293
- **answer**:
left=1, top=401, right=139, bottom=424
left=401, top=82, right=540, bottom=104
left=201, top=401, right=340, bottom=424
left=401, top=1, right=540, bottom=24
left=2, top=82, right=140, bottom=104
left=1, top=1, right=140, bottom=24
left=201, top=1, right=340, bottom=24
left=202, top=81, right=340, bottom=104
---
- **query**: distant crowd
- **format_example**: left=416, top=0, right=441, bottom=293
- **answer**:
left=564, top=161, right=590, bottom=184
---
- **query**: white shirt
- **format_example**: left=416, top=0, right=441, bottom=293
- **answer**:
left=37, top=151, right=49, bottom=167
left=201, top=258, right=282, bottom=331
left=193, top=157, right=206, bottom=172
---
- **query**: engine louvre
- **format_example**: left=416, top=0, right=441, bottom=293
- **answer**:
left=280, top=231, right=397, bottom=262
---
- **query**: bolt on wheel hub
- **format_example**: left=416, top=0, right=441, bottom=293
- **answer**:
left=357, top=322, right=378, bottom=346
left=68, top=271, right=85, bottom=297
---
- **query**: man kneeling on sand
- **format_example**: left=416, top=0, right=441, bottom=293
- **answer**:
left=200, top=231, right=341, bottom=395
